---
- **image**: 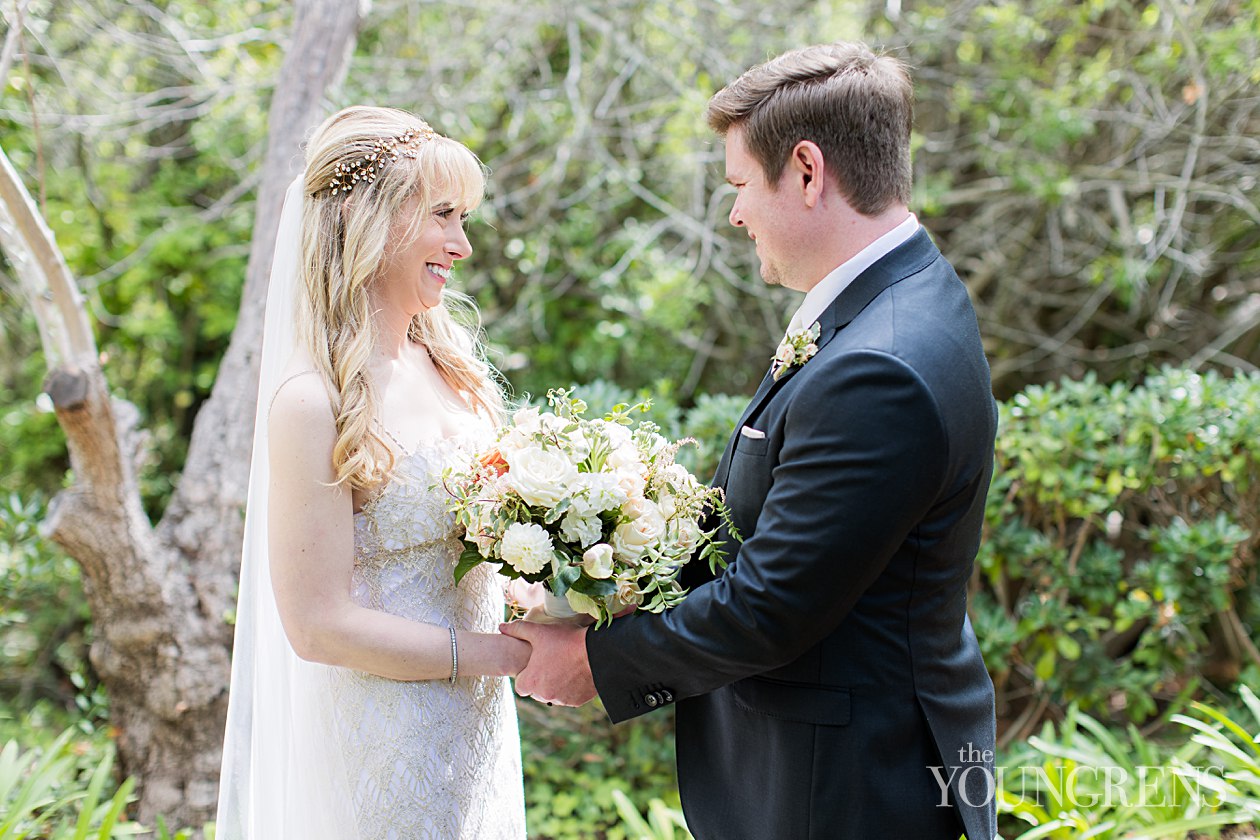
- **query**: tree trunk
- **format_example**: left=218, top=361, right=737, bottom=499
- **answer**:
left=0, top=0, right=362, bottom=826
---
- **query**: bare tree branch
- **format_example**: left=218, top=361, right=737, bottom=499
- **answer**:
left=0, top=144, right=94, bottom=368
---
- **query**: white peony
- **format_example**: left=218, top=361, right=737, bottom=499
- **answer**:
left=560, top=510, right=604, bottom=549
left=500, top=522, right=554, bottom=575
left=506, top=445, right=579, bottom=508
left=580, top=543, right=615, bottom=579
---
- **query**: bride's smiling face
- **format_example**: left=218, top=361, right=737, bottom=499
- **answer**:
left=375, top=193, right=474, bottom=314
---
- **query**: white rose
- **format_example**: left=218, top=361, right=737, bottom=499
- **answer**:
left=611, top=498, right=667, bottom=562
left=565, top=589, right=604, bottom=620
left=560, top=510, right=603, bottom=549
left=774, top=341, right=796, bottom=365
left=506, top=445, right=579, bottom=508
left=656, top=491, right=677, bottom=519
left=614, top=576, right=644, bottom=608
left=581, top=543, right=615, bottom=579
left=511, top=406, right=542, bottom=436
left=672, top=517, right=701, bottom=553
left=499, top=522, right=553, bottom=575
left=614, top=468, right=646, bottom=500
left=623, top=496, right=665, bottom=523
left=610, top=528, right=643, bottom=563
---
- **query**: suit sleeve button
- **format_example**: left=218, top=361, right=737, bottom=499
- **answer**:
left=661, top=690, right=674, bottom=703
left=645, top=693, right=659, bottom=708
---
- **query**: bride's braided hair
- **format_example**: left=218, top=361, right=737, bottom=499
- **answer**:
left=298, top=105, right=505, bottom=490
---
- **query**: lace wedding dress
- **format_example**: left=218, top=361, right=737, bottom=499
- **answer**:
left=217, top=179, right=524, bottom=838
left=327, top=433, right=526, bottom=839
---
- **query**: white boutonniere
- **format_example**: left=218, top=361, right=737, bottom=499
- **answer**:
left=771, top=322, right=821, bottom=381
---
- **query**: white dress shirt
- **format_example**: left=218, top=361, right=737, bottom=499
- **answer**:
left=785, top=213, right=920, bottom=335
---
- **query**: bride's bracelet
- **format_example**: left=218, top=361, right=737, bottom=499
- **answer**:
left=447, top=625, right=458, bottom=684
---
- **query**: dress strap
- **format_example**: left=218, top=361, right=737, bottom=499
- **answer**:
left=375, top=420, right=412, bottom=456
left=268, top=370, right=320, bottom=416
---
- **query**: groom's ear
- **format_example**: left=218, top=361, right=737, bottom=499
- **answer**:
left=789, top=141, right=826, bottom=208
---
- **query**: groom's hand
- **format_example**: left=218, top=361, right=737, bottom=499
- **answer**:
left=499, top=621, right=596, bottom=707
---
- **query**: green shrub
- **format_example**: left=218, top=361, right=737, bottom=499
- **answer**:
left=518, top=699, right=681, bottom=840
left=979, top=368, right=1260, bottom=728
left=0, top=495, right=94, bottom=725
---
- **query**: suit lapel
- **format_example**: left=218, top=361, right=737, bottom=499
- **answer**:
left=712, top=367, right=773, bottom=488
left=712, top=228, right=942, bottom=490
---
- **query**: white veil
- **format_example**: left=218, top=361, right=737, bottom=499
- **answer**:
left=216, top=177, right=360, bottom=839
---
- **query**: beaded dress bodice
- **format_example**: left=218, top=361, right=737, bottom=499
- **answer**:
left=326, top=434, right=525, bottom=840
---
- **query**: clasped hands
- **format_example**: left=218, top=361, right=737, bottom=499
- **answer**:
left=499, top=620, right=597, bottom=707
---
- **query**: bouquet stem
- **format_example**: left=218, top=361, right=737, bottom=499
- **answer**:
left=542, top=588, right=580, bottom=621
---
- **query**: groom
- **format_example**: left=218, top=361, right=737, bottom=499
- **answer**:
left=504, top=41, right=999, bottom=840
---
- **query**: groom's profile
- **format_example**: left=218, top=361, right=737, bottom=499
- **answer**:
left=506, top=41, right=999, bottom=840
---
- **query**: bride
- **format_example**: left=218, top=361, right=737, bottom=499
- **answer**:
left=216, top=106, right=530, bottom=839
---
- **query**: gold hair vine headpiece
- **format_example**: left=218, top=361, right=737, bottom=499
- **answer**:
left=325, top=123, right=439, bottom=196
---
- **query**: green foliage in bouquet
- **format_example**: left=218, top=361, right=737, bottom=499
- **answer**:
left=526, top=381, right=746, bottom=481
left=977, top=368, right=1260, bottom=730
left=444, top=389, right=732, bottom=625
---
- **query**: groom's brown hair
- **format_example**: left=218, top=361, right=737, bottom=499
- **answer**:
left=706, top=41, right=913, bottom=216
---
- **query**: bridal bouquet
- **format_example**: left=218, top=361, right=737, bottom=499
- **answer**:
left=443, top=389, right=728, bottom=626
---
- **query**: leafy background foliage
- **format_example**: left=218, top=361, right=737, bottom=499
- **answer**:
left=1, top=0, right=1258, bottom=836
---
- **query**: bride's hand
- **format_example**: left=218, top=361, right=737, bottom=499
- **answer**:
left=499, top=633, right=532, bottom=677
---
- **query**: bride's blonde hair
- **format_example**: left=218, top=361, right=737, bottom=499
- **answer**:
left=297, top=105, right=504, bottom=490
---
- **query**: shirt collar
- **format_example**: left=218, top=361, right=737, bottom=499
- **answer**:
left=786, top=213, right=920, bottom=335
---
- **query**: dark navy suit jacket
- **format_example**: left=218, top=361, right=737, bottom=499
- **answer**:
left=587, top=228, right=999, bottom=840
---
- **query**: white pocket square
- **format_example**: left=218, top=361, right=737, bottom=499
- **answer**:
left=739, top=425, right=766, bottom=440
